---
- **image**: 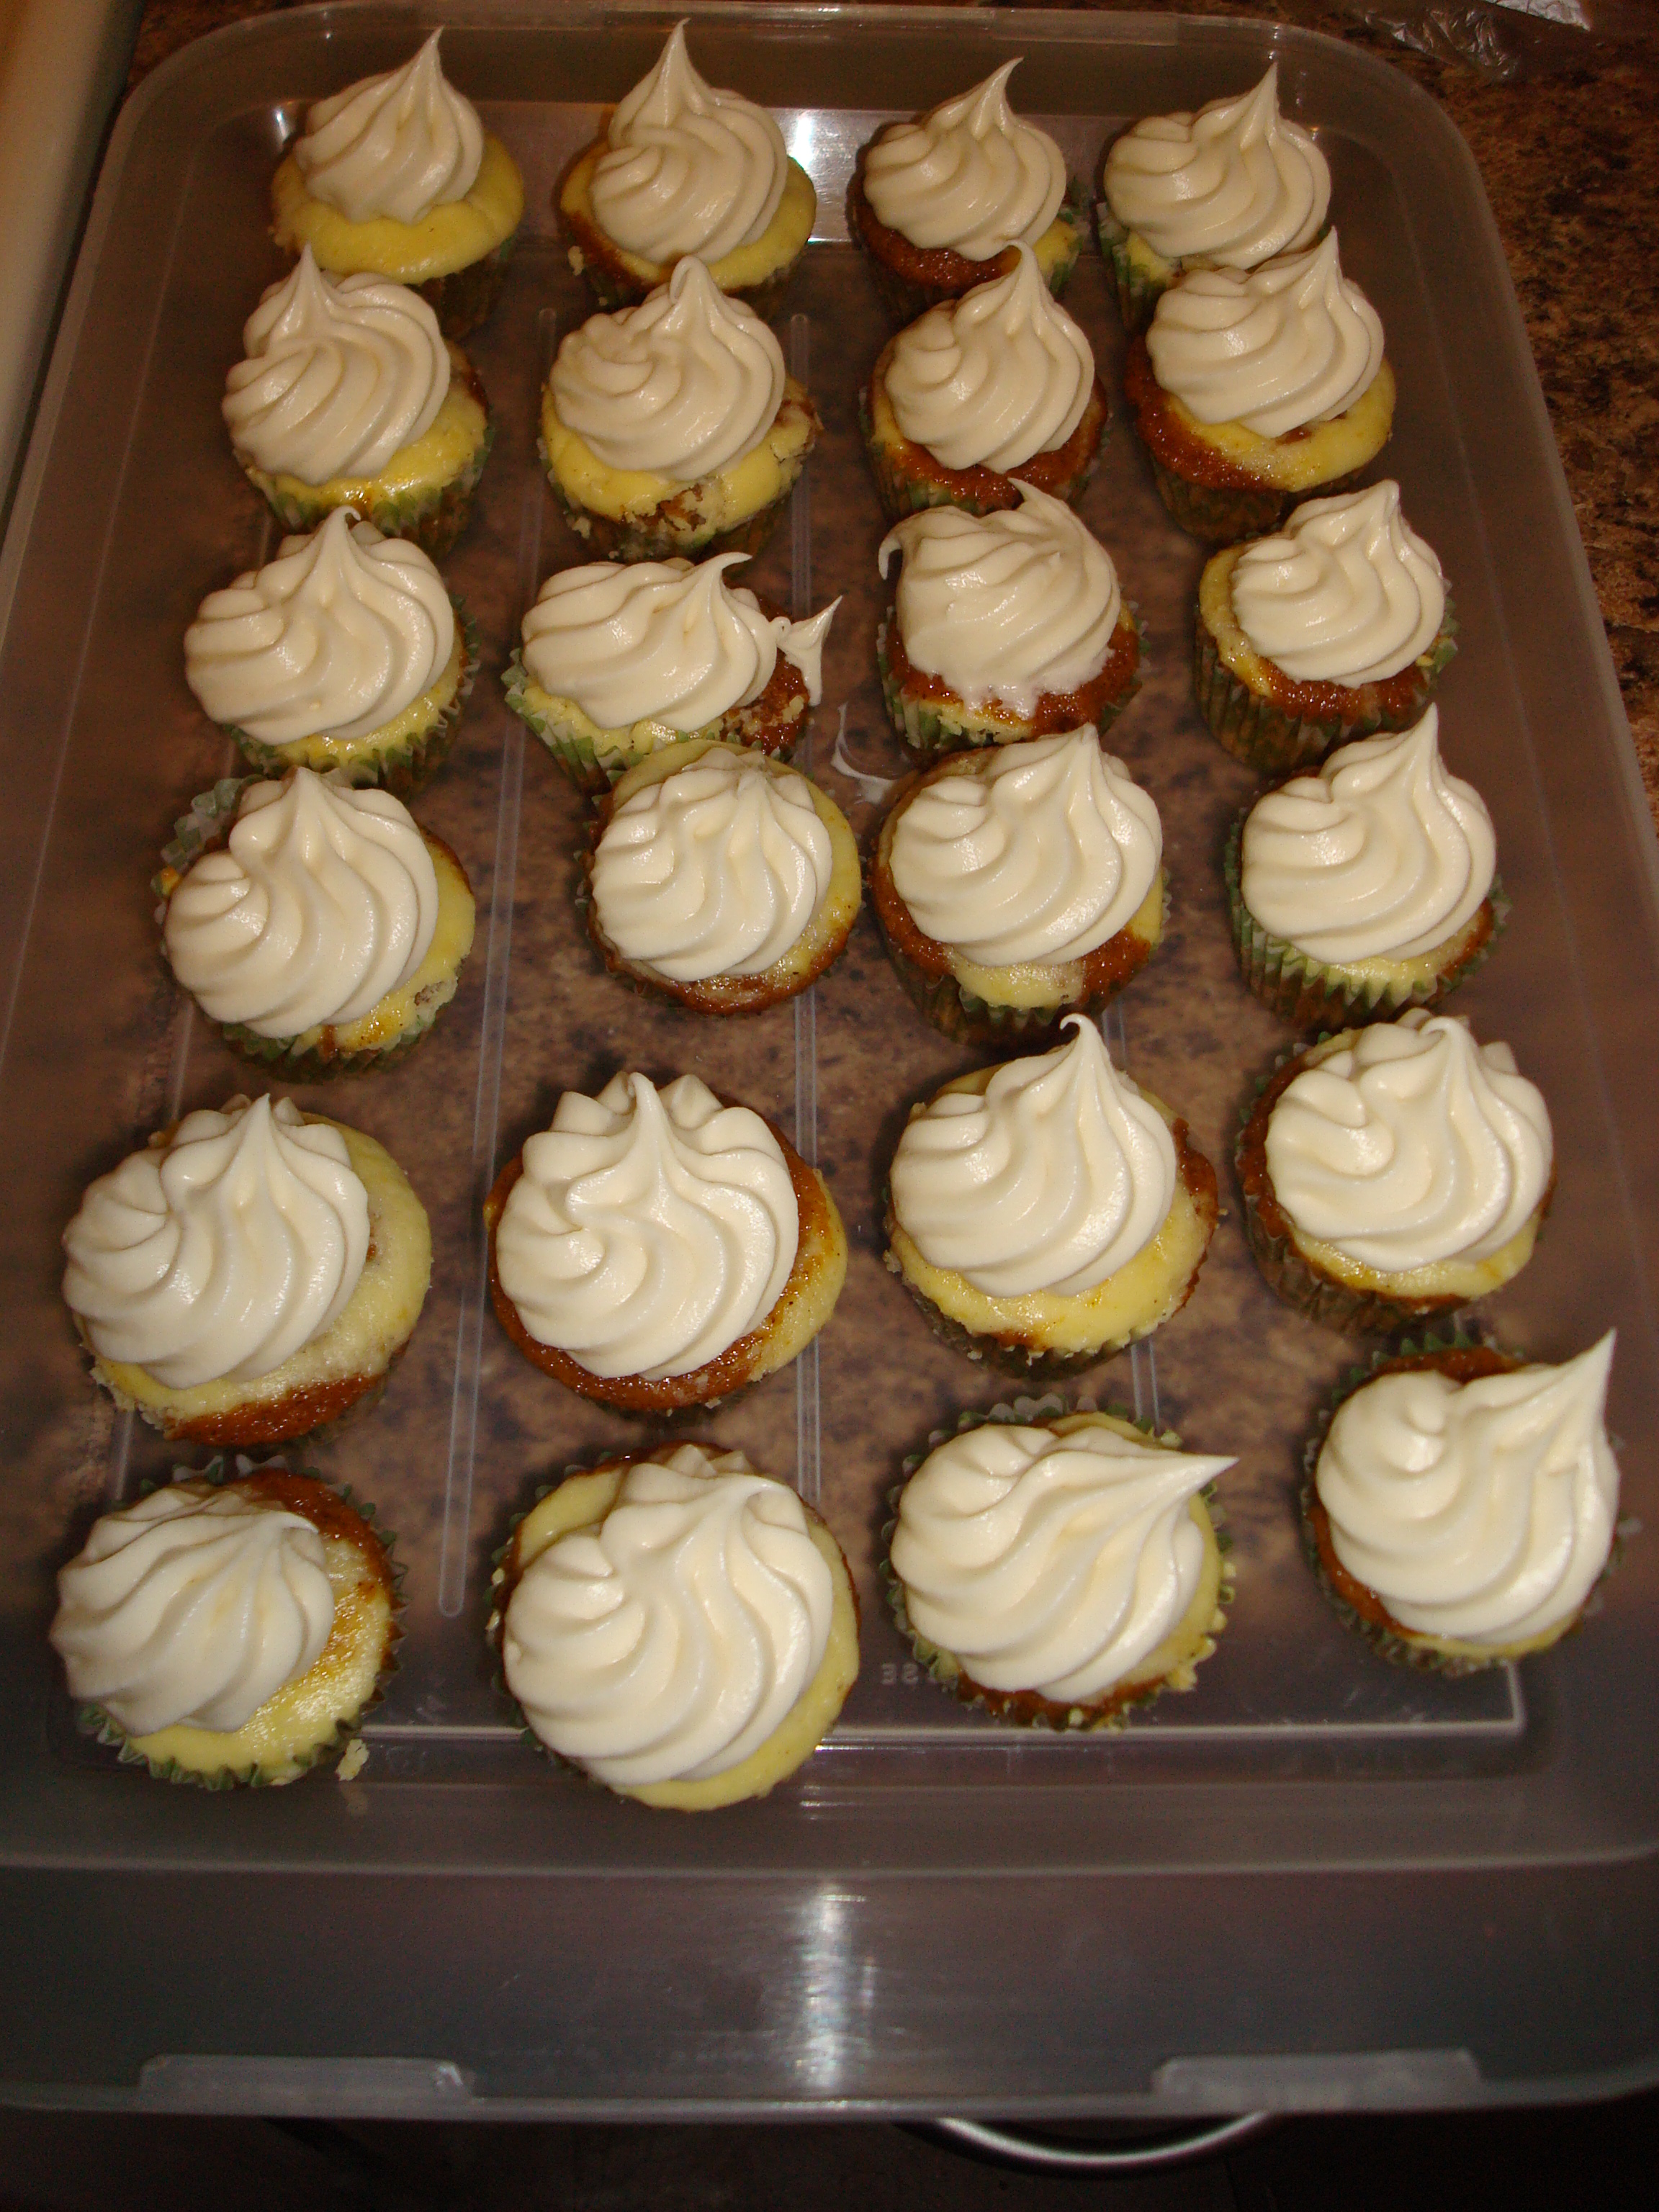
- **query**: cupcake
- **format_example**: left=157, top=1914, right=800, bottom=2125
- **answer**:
left=849, top=61, right=1084, bottom=325
left=1305, top=1334, right=1620, bottom=1671
left=1228, top=706, right=1504, bottom=1030
left=61, top=1094, right=431, bottom=1445
left=539, top=257, right=819, bottom=563
left=884, top=1016, right=1218, bottom=1376
left=503, top=552, right=837, bottom=794
left=871, top=727, right=1165, bottom=1043
left=1097, top=63, right=1330, bottom=332
left=1237, top=1011, right=1555, bottom=1334
left=490, top=1443, right=858, bottom=1811
left=860, top=245, right=1108, bottom=523
left=887, top=1408, right=1233, bottom=1727
left=876, top=487, right=1141, bottom=756
left=223, top=247, right=493, bottom=556
left=1195, top=482, right=1457, bottom=773
left=585, top=741, right=860, bottom=1014
left=1125, top=230, right=1394, bottom=541
left=485, top=1071, right=846, bottom=1413
left=156, top=766, right=476, bottom=1079
left=183, top=510, right=475, bottom=792
left=270, top=32, right=525, bottom=339
left=50, top=1465, right=398, bottom=1787
left=557, top=21, right=816, bottom=315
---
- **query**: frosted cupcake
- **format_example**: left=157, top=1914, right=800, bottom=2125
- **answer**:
left=877, top=487, right=1141, bottom=755
left=871, top=727, right=1165, bottom=1042
left=223, top=248, right=492, bottom=555
left=62, top=1095, right=431, bottom=1446
left=486, top=1071, right=846, bottom=1414
left=557, top=22, right=816, bottom=313
left=539, top=257, right=819, bottom=562
left=1196, top=482, right=1457, bottom=773
left=271, top=32, right=524, bottom=338
left=503, top=552, right=837, bottom=793
left=885, top=1017, right=1218, bottom=1376
left=490, top=1443, right=858, bottom=1811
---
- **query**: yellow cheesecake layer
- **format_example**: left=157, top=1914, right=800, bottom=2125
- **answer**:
left=271, top=132, right=524, bottom=282
left=561, top=149, right=816, bottom=295
left=255, top=621, right=467, bottom=775
left=540, top=374, right=816, bottom=526
left=242, top=345, right=488, bottom=508
left=1172, top=358, right=1395, bottom=493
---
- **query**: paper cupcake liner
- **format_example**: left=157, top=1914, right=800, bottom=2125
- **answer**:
left=416, top=233, right=517, bottom=341
left=242, top=422, right=495, bottom=559
left=1146, top=454, right=1299, bottom=544
left=1093, top=202, right=1166, bottom=333
left=875, top=616, right=1140, bottom=758
left=858, top=385, right=1102, bottom=528
left=502, top=649, right=801, bottom=797
left=539, top=440, right=800, bottom=566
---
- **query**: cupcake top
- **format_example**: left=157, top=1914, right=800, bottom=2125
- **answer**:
left=1240, top=710, right=1496, bottom=963
left=495, top=1071, right=798, bottom=1380
left=224, top=247, right=451, bottom=482
left=163, top=767, right=439, bottom=1038
left=184, top=511, right=455, bottom=744
left=50, top=1479, right=336, bottom=1737
left=549, top=256, right=784, bottom=480
left=292, top=31, right=484, bottom=225
left=1104, top=63, right=1330, bottom=270
left=879, top=486, right=1121, bottom=717
left=62, top=1096, right=369, bottom=1391
left=891, top=1016, right=1178, bottom=1298
left=1316, top=1334, right=1619, bottom=1649
left=863, top=60, right=1066, bottom=261
left=883, top=243, right=1094, bottom=472
left=1266, top=1012, right=1553, bottom=1272
left=1229, top=482, right=1446, bottom=685
left=587, top=21, right=788, bottom=264
left=1146, top=230, right=1383, bottom=436
left=503, top=1444, right=833, bottom=1787
left=889, top=728, right=1161, bottom=966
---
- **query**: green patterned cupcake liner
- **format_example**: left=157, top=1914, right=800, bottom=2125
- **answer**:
left=1093, top=200, right=1168, bottom=333
left=417, top=233, right=517, bottom=341
left=241, top=421, right=495, bottom=560
left=539, top=439, right=799, bottom=565
left=876, top=614, right=1141, bottom=758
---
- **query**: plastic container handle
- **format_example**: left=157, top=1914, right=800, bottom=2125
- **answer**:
left=925, top=2111, right=1273, bottom=2173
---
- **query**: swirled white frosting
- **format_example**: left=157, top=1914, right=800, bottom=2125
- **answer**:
left=1231, top=482, right=1447, bottom=685
left=62, top=1096, right=370, bottom=1391
left=1317, top=1334, right=1619, bottom=1648
left=891, top=1016, right=1178, bottom=1298
left=890, top=728, right=1161, bottom=965
left=588, top=21, right=788, bottom=264
left=1146, top=231, right=1384, bottom=436
left=1267, top=1012, right=1553, bottom=1272
left=503, top=1444, right=832, bottom=1786
left=184, top=511, right=456, bottom=744
left=521, top=553, right=836, bottom=729
left=863, top=60, right=1066, bottom=261
left=293, top=31, right=484, bottom=225
left=549, top=255, right=784, bottom=480
left=884, top=244, right=1093, bottom=472
left=1240, top=710, right=1496, bottom=964
left=223, top=246, right=450, bottom=482
left=1105, top=63, right=1330, bottom=269
left=879, top=485, right=1120, bottom=718
left=495, top=1072, right=799, bottom=1380
left=893, top=1421, right=1232, bottom=1699
left=50, top=1480, right=336, bottom=1737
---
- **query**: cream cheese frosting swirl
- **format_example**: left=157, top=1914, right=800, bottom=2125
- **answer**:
left=495, top=1072, right=799, bottom=1379
left=1146, top=230, right=1384, bottom=436
left=890, top=729, right=1161, bottom=965
left=62, top=1095, right=371, bottom=1390
left=588, top=20, right=788, bottom=264
left=50, top=1482, right=336, bottom=1737
left=1105, top=63, right=1330, bottom=269
left=549, top=256, right=784, bottom=480
left=883, top=244, right=1094, bottom=472
left=223, top=246, right=450, bottom=482
left=292, top=31, right=484, bottom=225
left=891, top=1016, right=1178, bottom=1297
left=1231, top=482, right=1447, bottom=685
left=893, top=1421, right=1233, bottom=1700
left=1316, top=1334, right=1619, bottom=1648
left=863, top=60, right=1066, bottom=260
left=879, top=486, right=1120, bottom=718
left=503, top=1444, right=832, bottom=1786
left=184, top=511, right=455, bottom=745
left=1240, top=710, right=1496, bottom=963
left=1267, top=1012, right=1552, bottom=1272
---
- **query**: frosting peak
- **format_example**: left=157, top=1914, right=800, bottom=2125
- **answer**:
left=294, top=32, right=484, bottom=225
left=1231, top=482, right=1447, bottom=685
left=864, top=60, right=1067, bottom=261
